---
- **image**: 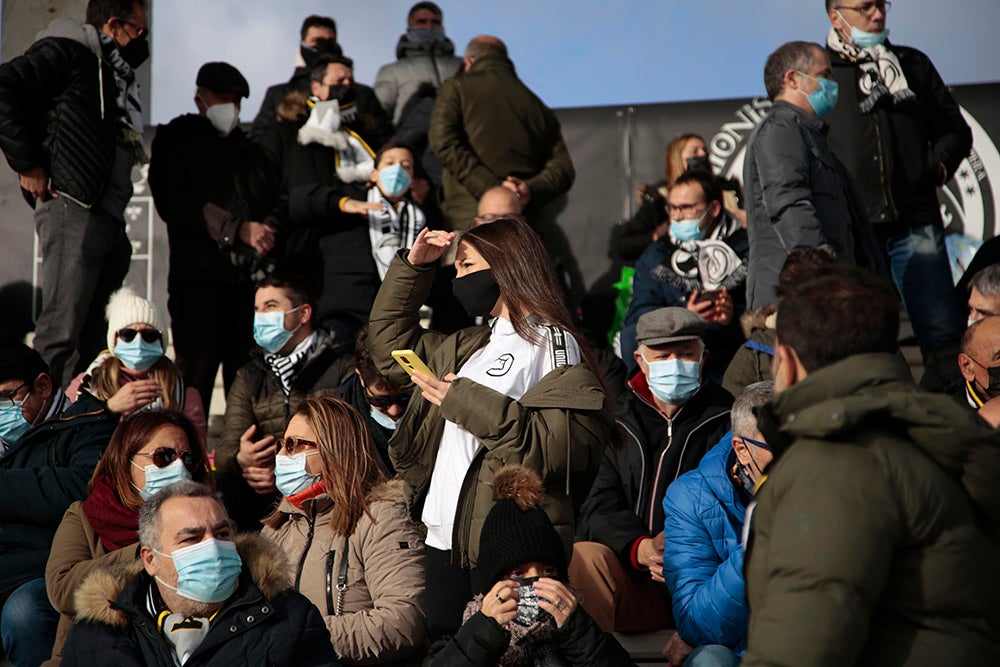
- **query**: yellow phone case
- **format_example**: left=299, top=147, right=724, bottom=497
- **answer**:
left=391, top=349, right=437, bottom=380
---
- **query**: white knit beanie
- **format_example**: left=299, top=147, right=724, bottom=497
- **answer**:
left=105, top=286, right=169, bottom=352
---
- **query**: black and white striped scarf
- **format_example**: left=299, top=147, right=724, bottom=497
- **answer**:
left=827, top=28, right=915, bottom=114
left=265, top=333, right=317, bottom=395
left=367, top=187, right=425, bottom=281
left=97, top=32, right=144, bottom=139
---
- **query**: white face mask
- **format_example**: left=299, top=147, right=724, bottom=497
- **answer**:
left=205, top=102, right=239, bottom=136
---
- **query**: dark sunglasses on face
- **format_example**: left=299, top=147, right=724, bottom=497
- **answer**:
left=366, top=393, right=410, bottom=410
left=275, top=436, right=319, bottom=456
left=134, top=447, right=197, bottom=471
left=117, top=328, right=162, bottom=344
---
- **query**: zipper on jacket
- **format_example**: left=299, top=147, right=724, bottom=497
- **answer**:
left=873, top=114, right=895, bottom=220
left=325, top=550, right=336, bottom=615
left=454, top=449, right=486, bottom=568
left=647, top=419, right=673, bottom=533
left=294, top=503, right=317, bottom=591
left=617, top=420, right=647, bottom=516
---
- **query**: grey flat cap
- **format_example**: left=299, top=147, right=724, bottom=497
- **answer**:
left=635, top=307, right=707, bottom=347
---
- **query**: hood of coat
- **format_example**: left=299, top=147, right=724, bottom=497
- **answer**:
left=395, top=31, right=456, bottom=59
left=740, top=305, right=777, bottom=339
left=36, top=17, right=103, bottom=59
left=758, top=352, right=1000, bottom=533
left=277, top=91, right=310, bottom=124
left=72, top=533, right=293, bottom=628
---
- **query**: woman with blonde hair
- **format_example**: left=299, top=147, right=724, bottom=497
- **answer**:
left=67, top=286, right=207, bottom=443
left=263, top=395, right=425, bottom=665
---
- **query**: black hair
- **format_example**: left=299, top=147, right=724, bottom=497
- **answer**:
left=86, top=0, right=146, bottom=28
left=300, top=15, right=337, bottom=41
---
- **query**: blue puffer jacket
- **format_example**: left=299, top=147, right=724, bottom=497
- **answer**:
left=662, top=432, right=748, bottom=653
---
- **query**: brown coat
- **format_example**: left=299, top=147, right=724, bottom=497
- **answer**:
left=43, top=501, right=142, bottom=666
left=262, top=480, right=426, bottom=665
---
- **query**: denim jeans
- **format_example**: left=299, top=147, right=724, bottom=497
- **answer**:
left=686, top=644, right=741, bottom=667
left=1, top=578, right=59, bottom=666
left=878, top=224, right=964, bottom=360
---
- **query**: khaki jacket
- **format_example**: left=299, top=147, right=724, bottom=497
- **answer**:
left=43, top=501, right=141, bottom=666
left=262, top=480, right=426, bottom=664
left=744, top=353, right=1000, bottom=666
left=368, top=254, right=613, bottom=568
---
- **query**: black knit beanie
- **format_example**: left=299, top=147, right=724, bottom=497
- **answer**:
left=473, top=465, right=568, bottom=594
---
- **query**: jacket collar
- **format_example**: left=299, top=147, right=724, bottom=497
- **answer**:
left=772, top=100, right=829, bottom=135
left=72, top=533, right=293, bottom=628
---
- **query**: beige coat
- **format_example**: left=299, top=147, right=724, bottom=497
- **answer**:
left=43, top=501, right=141, bottom=666
left=262, top=480, right=426, bottom=664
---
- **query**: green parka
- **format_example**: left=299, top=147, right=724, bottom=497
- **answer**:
left=744, top=353, right=1000, bottom=666
left=368, top=253, right=613, bottom=569
left=428, top=53, right=574, bottom=232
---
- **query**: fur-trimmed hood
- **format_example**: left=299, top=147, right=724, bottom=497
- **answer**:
left=276, top=91, right=309, bottom=124
left=72, top=533, right=292, bottom=628
left=739, top=304, right=777, bottom=339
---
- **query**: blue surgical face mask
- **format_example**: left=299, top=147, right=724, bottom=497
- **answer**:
left=154, top=538, right=243, bottom=604
left=377, top=163, right=412, bottom=198
left=0, top=401, right=32, bottom=445
left=131, top=458, right=193, bottom=501
left=670, top=211, right=708, bottom=243
left=275, top=452, right=321, bottom=497
left=253, top=306, right=302, bottom=354
left=838, top=10, right=889, bottom=48
left=115, top=336, right=164, bottom=373
left=369, top=406, right=398, bottom=431
left=796, top=71, right=839, bottom=118
left=644, top=354, right=702, bottom=404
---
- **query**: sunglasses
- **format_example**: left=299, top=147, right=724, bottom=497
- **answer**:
left=275, top=437, right=319, bottom=456
left=134, top=447, right=197, bottom=471
left=117, top=328, right=162, bottom=344
left=366, top=393, right=410, bottom=410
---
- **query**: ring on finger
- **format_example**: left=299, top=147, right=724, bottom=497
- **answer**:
left=495, top=592, right=504, bottom=603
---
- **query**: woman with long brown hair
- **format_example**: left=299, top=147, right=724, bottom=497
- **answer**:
left=42, top=409, right=212, bottom=665
left=367, top=217, right=615, bottom=640
left=262, top=395, right=425, bottom=665
left=67, top=286, right=207, bottom=443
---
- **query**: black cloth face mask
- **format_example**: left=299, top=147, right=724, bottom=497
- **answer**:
left=452, top=269, right=501, bottom=318
left=685, top=155, right=711, bottom=174
left=119, top=37, right=149, bottom=68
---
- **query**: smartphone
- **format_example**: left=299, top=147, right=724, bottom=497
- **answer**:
left=391, top=350, right=437, bottom=380
left=699, top=289, right=721, bottom=304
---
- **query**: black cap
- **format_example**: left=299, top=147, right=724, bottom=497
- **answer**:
left=0, top=344, right=49, bottom=384
left=195, top=62, right=250, bottom=98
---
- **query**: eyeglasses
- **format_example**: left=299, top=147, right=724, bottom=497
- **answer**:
left=275, top=437, right=319, bottom=456
left=836, top=1, right=890, bottom=17
left=737, top=434, right=770, bottom=451
left=134, top=447, right=197, bottom=471
left=113, top=16, right=149, bottom=39
left=0, top=382, right=28, bottom=410
left=667, top=201, right=707, bottom=217
left=117, top=328, right=162, bottom=344
left=366, top=393, right=410, bottom=410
